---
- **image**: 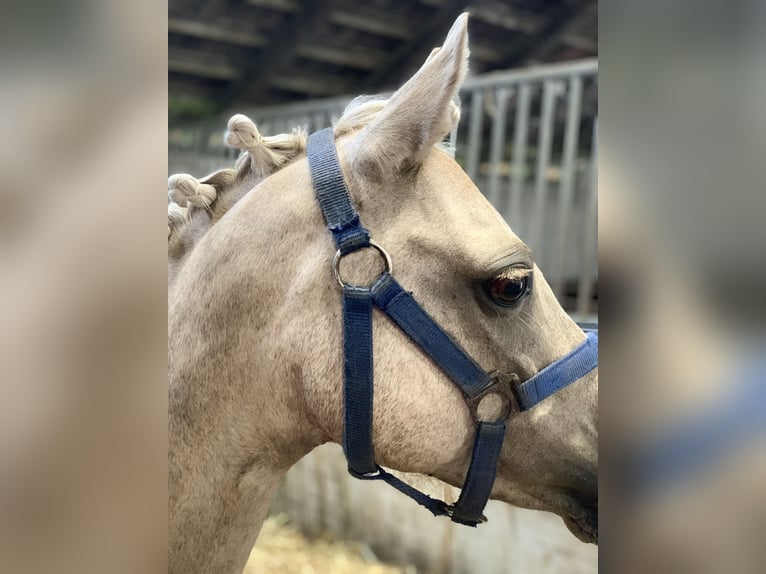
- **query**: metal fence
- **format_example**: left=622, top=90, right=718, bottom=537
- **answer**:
left=169, top=59, right=598, bottom=318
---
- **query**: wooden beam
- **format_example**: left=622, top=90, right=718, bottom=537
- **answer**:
left=169, top=76, right=221, bottom=97
left=470, top=3, right=543, bottom=35
left=293, top=42, right=386, bottom=70
left=168, top=18, right=267, bottom=48
left=169, top=49, right=240, bottom=81
left=362, top=0, right=469, bottom=90
left=499, top=0, right=592, bottom=67
left=470, top=44, right=506, bottom=63
left=224, top=0, right=334, bottom=106
left=246, top=0, right=297, bottom=12
left=560, top=33, right=597, bottom=52
left=328, top=8, right=414, bottom=40
left=269, top=72, right=353, bottom=96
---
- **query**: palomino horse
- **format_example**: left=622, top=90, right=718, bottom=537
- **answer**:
left=169, top=14, right=598, bottom=574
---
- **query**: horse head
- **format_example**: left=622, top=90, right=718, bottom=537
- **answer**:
left=169, top=13, right=597, bottom=574
left=305, top=13, right=598, bottom=542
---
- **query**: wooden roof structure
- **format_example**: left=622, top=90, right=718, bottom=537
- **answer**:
left=169, top=0, right=597, bottom=122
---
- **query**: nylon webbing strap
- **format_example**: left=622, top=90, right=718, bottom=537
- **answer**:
left=516, top=330, right=598, bottom=409
left=342, top=287, right=377, bottom=475
left=450, top=421, right=507, bottom=525
left=371, top=273, right=492, bottom=399
left=307, top=128, right=370, bottom=253
left=350, top=465, right=450, bottom=518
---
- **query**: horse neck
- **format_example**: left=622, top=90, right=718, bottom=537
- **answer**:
left=168, top=165, right=329, bottom=572
left=167, top=171, right=262, bottom=289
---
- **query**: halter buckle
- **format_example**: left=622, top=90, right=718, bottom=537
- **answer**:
left=444, top=504, right=488, bottom=525
left=466, top=371, right=521, bottom=423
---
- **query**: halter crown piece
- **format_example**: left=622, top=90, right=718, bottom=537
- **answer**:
left=307, top=128, right=598, bottom=526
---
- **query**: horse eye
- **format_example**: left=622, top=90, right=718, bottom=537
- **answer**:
left=485, top=274, right=531, bottom=307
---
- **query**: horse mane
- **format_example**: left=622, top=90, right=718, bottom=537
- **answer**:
left=167, top=94, right=457, bottom=244
left=167, top=97, right=383, bottom=241
left=167, top=118, right=307, bottom=221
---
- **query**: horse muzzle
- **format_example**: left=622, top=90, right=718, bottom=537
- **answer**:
left=564, top=501, right=598, bottom=544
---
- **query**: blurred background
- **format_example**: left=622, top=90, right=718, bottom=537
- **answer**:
left=169, top=1, right=598, bottom=572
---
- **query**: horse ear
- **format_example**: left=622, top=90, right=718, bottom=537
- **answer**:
left=349, top=13, right=469, bottom=175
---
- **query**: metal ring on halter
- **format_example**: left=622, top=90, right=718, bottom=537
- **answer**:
left=465, top=371, right=521, bottom=423
left=333, top=239, right=393, bottom=288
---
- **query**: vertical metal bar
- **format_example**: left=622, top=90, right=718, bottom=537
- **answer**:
left=465, top=88, right=484, bottom=182
left=529, top=80, right=556, bottom=266
left=194, top=126, right=203, bottom=154
left=313, top=111, right=325, bottom=131
left=449, top=121, right=459, bottom=159
left=552, top=75, right=583, bottom=301
left=487, top=87, right=509, bottom=208
left=508, top=83, right=531, bottom=234
left=577, top=118, right=598, bottom=316
left=449, top=96, right=460, bottom=160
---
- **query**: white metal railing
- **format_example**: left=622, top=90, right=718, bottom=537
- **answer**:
left=456, top=59, right=598, bottom=318
left=169, top=59, right=598, bottom=316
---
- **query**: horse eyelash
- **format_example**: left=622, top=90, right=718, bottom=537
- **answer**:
left=495, top=267, right=533, bottom=282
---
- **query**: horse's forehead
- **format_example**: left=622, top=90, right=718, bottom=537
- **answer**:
left=423, top=149, right=473, bottom=185
left=425, top=152, right=519, bottom=228
left=386, top=151, right=528, bottom=269
left=421, top=152, right=498, bottom=212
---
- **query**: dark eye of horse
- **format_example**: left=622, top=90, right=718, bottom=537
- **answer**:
left=485, top=273, right=531, bottom=307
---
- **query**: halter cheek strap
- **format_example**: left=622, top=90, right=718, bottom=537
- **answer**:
left=307, top=127, right=598, bottom=526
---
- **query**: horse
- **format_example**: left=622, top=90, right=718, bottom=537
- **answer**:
left=169, top=14, right=598, bottom=574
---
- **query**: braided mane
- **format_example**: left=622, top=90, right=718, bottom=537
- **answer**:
left=167, top=94, right=457, bottom=275
left=167, top=96, right=393, bottom=230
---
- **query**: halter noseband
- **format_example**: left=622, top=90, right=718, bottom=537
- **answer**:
left=307, top=128, right=598, bottom=526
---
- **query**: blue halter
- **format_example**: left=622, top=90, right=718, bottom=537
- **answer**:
left=307, top=128, right=598, bottom=526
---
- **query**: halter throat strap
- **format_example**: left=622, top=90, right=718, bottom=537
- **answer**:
left=306, top=127, right=597, bottom=527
